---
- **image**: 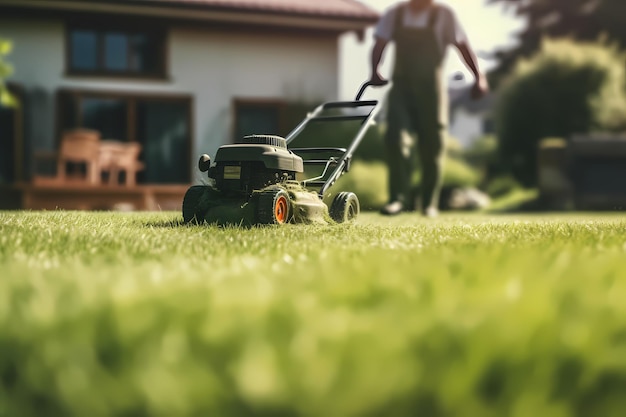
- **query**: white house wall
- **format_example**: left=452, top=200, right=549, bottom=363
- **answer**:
left=170, top=28, right=339, bottom=169
left=449, top=108, right=485, bottom=148
left=0, top=17, right=339, bottom=181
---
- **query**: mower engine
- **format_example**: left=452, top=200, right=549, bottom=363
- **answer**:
left=200, top=135, right=304, bottom=195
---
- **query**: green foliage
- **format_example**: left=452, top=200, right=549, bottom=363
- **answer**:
left=486, top=175, right=524, bottom=198
left=330, top=160, right=388, bottom=210
left=487, top=188, right=540, bottom=212
left=0, top=38, right=15, bottom=107
left=439, top=136, right=484, bottom=190
left=495, top=38, right=626, bottom=186
left=329, top=157, right=481, bottom=212
left=462, top=135, right=498, bottom=168
left=2, top=211, right=626, bottom=417
left=441, top=156, right=482, bottom=189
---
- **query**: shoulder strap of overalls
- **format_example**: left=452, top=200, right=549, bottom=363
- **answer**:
left=427, top=5, right=440, bottom=29
left=392, top=3, right=406, bottom=39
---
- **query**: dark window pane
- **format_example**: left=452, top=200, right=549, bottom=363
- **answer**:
left=71, top=30, right=98, bottom=70
left=235, top=105, right=280, bottom=141
left=137, top=100, right=190, bottom=183
left=104, top=32, right=129, bottom=71
left=130, top=33, right=161, bottom=74
left=81, top=98, right=128, bottom=141
left=0, top=106, right=16, bottom=183
left=58, top=92, right=77, bottom=131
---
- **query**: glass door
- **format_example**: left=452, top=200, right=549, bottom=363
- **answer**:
left=136, top=99, right=191, bottom=183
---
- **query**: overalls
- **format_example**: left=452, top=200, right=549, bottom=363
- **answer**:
left=385, top=4, right=446, bottom=211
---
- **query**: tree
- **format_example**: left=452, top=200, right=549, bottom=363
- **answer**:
left=495, top=38, right=626, bottom=186
left=0, top=38, right=15, bottom=107
left=489, top=0, right=626, bottom=82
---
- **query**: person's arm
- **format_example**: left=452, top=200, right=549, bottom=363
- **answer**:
left=444, top=5, right=489, bottom=100
left=456, top=41, right=489, bottom=99
left=369, top=37, right=389, bottom=85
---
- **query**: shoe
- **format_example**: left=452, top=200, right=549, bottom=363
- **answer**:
left=422, top=206, right=439, bottom=218
left=380, top=201, right=404, bottom=216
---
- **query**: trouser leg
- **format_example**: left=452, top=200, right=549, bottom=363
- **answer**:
left=384, top=86, right=413, bottom=204
left=412, top=80, right=445, bottom=212
left=417, top=124, right=444, bottom=211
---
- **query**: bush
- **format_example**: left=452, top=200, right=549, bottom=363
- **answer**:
left=329, top=156, right=482, bottom=212
left=329, top=160, right=388, bottom=210
left=462, top=135, right=499, bottom=172
left=441, top=156, right=482, bottom=189
left=495, top=38, right=626, bottom=187
left=486, top=175, right=524, bottom=198
left=0, top=38, right=16, bottom=107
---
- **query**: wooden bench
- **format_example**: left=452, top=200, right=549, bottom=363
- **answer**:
left=99, top=140, right=145, bottom=186
left=33, top=130, right=144, bottom=186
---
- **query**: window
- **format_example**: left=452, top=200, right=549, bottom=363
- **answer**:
left=0, top=105, right=17, bottom=183
left=81, top=98, right=129, bottom=140
left=137, top=101, right=190, bottom=183
left=0, top=84, right=24, bottom=184
left=67, top=26, right=166, bottom=78
left=57, top=90, right=191, bottom=183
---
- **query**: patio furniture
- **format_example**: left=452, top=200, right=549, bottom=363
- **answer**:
left=99, top=140, right=145, bottom=186
left=33, top=129, right=102, bottom=185
left=33, top=130, right=145, bottom=187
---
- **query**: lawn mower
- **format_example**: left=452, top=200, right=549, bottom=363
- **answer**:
left=182, top=81, right=384, bottom=226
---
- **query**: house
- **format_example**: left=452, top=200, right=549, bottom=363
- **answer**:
left=0, top=0, right=378, bottom=209
left=448, top=84, right=495, bottom=149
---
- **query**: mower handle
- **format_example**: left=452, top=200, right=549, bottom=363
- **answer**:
left=355, top=80, right=389, bottom=101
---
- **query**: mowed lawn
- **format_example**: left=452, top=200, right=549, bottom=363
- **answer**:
left=1, top=210, right=626, bottom=417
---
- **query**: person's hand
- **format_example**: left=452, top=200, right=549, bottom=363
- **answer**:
left=471, top=75, right=489, bottom=100
left=369, top=72, right=389, bottom=86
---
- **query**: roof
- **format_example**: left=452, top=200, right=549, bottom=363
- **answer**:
left=141, top=0, right=379, bottom=20
left=0, top=0, right=379, bottom=33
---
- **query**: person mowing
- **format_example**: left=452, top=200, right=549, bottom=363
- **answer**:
left=369, top=0, right=489, bottom=217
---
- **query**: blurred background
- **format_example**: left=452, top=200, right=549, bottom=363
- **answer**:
left=1, top=0, right=625, bottom=212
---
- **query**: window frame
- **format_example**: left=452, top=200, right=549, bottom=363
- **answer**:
left=64, top=22, right=168, bottom=80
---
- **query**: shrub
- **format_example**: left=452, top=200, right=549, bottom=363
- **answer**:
left=462, top=135, right=498, bottom=170
left=486, top=175, right=525, bottom=200
left=329, top=156, right=482, bottom=212
left=441, top=156, right=482, bottom=189
left=495, top=38, right=626, bottom=186
left=0, top=38, right=16, bottom=107
left=329, top=161, right=388, bottom=210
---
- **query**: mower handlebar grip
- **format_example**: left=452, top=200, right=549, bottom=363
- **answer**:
left=355, top=80, right=389, bottom=101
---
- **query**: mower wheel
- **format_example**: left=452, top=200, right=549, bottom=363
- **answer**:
left=329, top=192, right=360, bottom=223
left=257, top=187, right=291, bottom=225
left=182, top=185, right=205, bottom=223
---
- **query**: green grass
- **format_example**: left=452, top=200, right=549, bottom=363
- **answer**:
left=2, top=211, right=626, bottom=417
